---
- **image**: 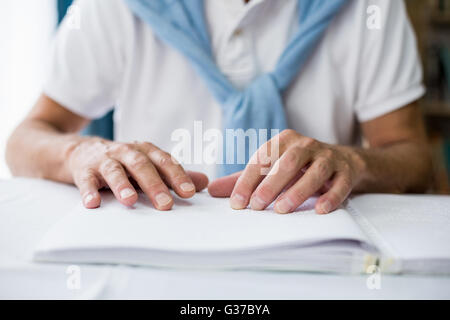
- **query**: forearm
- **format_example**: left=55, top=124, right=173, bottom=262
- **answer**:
left=344, top=141, right=432, bottom=194
left=6, top=119, right=85, bottom=184
left=6, top=117, right=210, bottom=211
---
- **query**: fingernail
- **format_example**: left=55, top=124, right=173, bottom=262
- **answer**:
left=230, top=193, right=246, bottom=210
left=275, top=197, right=294, bottom=214
left=320, top=200, right=333, bottom=214
left=120, top=188, right=136, bottom=200
left=84, top=194, right=94, bottom=205
left=180, top=182, right=195, bottom=192
left=250, top=196, right=266, bottom=211
left=155, top=193, right=172, bottom=207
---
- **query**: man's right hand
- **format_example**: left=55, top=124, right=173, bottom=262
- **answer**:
left=6, top=94, right=208, bottom=210
left=67, top=138, right=209, bottom=210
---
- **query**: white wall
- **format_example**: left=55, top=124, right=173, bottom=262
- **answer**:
left=0, top=0, right=56, bottom=178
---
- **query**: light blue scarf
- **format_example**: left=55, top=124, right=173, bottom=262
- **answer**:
left=124, top=0, right=348, bottom=176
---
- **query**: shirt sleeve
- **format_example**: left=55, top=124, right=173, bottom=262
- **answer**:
left=43, top=0, right=132, bottom=119
left=354, top=0, right=425, bottom=122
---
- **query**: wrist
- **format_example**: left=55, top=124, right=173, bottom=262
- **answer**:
left=339, top=146, right=368, bottom=187
left=57, top=134, right=88, bottom=183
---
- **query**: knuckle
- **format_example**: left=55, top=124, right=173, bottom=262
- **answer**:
left=141, top=141, right=154, bottom=147
left=100, top=159, right=122, bottom=175
left=126, top=152, right=150, bottom=169
left=146, top=181, right=167, bottom=194
left=279, top=149, right=300, bottom=172
left=321, top=149, right=334, bottom=160
left=326, top=192, right=340, bottom=206
left=234, top=175, right=253, bottom=195
left=314, top=159, right=331, bottom=179
left=290, top=189, right=308, bottom=204
left=255, top=184, right=275, bottom=200
left=278, top=129, right=298, bottom=143
left=152, top=151, right=173, bottom=167
left=109, top=171, right=124, bottom=182
left=138, top=141, right=155, bottom=151
left=255, top=148, right=273, bottom=167
left=169, top=173, right=188, bottom=186
left=107, top=143, right=133, bottom=155
left=80, top=169, right=96, bottom=182
left=85, top=138, right=105, bottom=150
left=340, top=175, right=353, bottom=192
left=340, top=162, right=351, bottom=174
left=280, top=129, right=296, bottom=138
left=300, top=137, right=317, bottom=148
left=76, top=171, right=98, bottom=188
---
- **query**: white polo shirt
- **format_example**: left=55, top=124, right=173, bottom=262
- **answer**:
left=44, top=0, right=425, bottom=179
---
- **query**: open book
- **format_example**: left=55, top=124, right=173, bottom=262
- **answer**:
left=34, top=191, right=450, bottom=275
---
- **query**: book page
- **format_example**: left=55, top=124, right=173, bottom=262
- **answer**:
left=35, top=191, right=370, bottom=255
left=347, top=194, right=450, bottom=261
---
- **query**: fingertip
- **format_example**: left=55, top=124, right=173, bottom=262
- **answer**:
left=153, top=192, right=174, bottom=211
left=229, top=193, right=248, bottom=210
left=83, top=192, right=101, bottom=209
left=274, top=197, right=295, bottom=214
left=274, top=206, right=293, bottom=215
left=208, top=179, right=225, bottom=198
left=121, top=194, right=139, bottom=207
left=117, top=187, right=139, bottom=207
left=315, top=199, right=333, bottom=215
left=156, top=202, right=173, bottom=211
left=176, top=182, right=196, bottom=199
left=208, top=174, right=240, bottom=198
left=250, top=196, right=267, bottom=211
left=187, top=171, right=209, bottom=192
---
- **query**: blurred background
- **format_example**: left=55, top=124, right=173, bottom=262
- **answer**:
left=407, top=0, right=450, bottom=193
left=0, top=0, right=449, bottom=193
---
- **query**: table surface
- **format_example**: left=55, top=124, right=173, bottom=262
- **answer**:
left=1, top=178, right=449, bottom=300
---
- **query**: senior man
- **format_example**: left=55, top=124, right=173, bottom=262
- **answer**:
left=6, top=0, right=431, bottom=214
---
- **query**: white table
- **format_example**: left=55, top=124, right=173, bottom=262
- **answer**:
left=1, top=178, right=449, bottom=300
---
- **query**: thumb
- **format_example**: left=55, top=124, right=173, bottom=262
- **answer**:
left=186, top=171, right=209, bottom=192
left=208, top=171, right=242, bottom=198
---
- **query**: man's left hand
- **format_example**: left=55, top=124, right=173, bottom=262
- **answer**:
left=208, top=129, right=366, bottom=214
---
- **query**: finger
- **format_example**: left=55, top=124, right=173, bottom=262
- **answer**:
left=73, top=170, right=102, bottom=209
left=274, top=157, right=335, bottom=214
left=316, top=173, right=352, bottom=215
left=249, top=146, right=310, bottom=211
left=114, top=150, right=173, bottom=210
left=228, top=144, right=279, bottom=209
left=121, top=170, right=210, bottom=193
left=186, top=171, right=209, bottom=192
left=98, top=159, right=138, bottom=207
left=208, top=171, right=242, bottom=198
left=283, top=169, right=307, bottom=191
left=229, top=165, right=266, bottom=210
left=144, top=146, right=196, bottom=198
left=228, top=130, right=297, bottom=210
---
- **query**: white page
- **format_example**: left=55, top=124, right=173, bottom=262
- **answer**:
left=347, top=194, right=450, bottom=261
left=35, top=191, right=370, bottom=255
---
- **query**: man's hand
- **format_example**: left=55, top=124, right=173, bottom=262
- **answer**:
left=208, top=104, right=431, bottom=214
left=68, top=138, right=208, bottom=209
left=5, top=94, right=208, bottom=211
left=209, top=129, right=365, bottom=214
